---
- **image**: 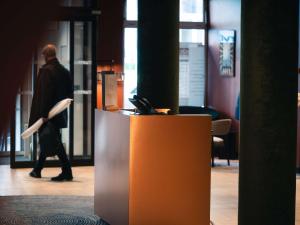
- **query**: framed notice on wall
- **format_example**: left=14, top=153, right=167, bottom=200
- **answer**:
left=219, top=30, right=235, bottom=77
left=101, top=71, right=118, bottom=110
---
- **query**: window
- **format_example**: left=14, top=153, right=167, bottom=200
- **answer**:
left=126, top=0, right=138, bottom=21
left=180, top=0, right=204, bottom=22
left=60, top=0, right=94, bottom=7
left=124, top=0, right=207, bottom=108
left=179, top=29, right=205, bottom=106
left=124, top=28, right=138, bottom=107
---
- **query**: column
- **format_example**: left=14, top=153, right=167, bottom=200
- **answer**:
left=137, top=0, right=179, bottom=112
left=239, top=1, right=299, bottom=225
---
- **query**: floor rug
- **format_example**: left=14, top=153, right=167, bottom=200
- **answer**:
left=0, top=195, right=108, bottom=225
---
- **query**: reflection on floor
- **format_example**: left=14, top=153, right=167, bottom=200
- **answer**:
left=0, top=162, right=299, bottom=225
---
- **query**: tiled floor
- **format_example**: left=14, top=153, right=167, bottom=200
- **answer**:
left=210, top=161, right=300, bottom=225
left=0, top=161, right=299, bottom=225
left=0, top=166, right=94, bottom=196
left=210, top=161, right=239, bottom=225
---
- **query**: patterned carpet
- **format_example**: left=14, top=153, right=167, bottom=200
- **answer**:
left=0, top=196, right=108, bottom=225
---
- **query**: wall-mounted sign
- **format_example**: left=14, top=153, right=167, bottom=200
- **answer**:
left=219, top=30, right=235, bottom=77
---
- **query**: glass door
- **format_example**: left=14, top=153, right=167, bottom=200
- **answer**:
left=0, top=127, right=11, bottom=165
left=10, top=63, right=35, bottom=167
left=10, top=18, right=96, bottom=168
left=72, top=21, right=94, bottom=162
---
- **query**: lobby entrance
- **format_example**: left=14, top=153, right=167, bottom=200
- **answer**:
left=2, top=10, right=98, bottom=168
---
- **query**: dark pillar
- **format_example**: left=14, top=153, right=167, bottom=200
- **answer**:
left=239, top=1, right=298, bottom=225
left=137, top=0, right=179, bottom=112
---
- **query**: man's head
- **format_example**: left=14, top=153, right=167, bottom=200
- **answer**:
left=42, top=44, right=57, bottom=63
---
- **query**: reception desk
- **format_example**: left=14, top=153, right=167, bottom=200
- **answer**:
left=94, top=110, right=211, bottom=225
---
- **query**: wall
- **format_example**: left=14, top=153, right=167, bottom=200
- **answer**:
left=207, top=0, right=241, bottom=131
left=98, top=0, right=124, bottom=72
left=97, top=0, right=125, bottom=110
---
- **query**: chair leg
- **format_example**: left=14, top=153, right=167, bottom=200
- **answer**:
left=226, top=146, right=230, bottom=166
left=211, top=155, right=215, bottom=167
left=224, top=136, right=231, bottom=166
left=211, top=143, right=215, bottom=167
left=211, top=141, right=215, bottom=167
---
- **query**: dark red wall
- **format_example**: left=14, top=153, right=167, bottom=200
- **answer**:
left=98, top=0, right=124, bottom=72
left=0, top=1, right=60, bottom=137
left=207, top=0, right=241, bottom=131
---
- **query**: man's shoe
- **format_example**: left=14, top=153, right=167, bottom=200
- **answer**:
left=51, top=172, right=73, bottom=182
left=29, top=170, right=41, bottom=178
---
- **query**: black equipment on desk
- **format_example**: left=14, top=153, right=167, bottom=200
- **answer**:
left=129, top=95, right=165, bottom=115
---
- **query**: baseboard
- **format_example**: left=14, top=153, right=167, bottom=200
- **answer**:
left=0, top=151, right=26, bottom=157
left=0, top=152, right=10, bottom=157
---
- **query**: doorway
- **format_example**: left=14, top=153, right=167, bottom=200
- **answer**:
left=9, top=16, right=97, bottom=168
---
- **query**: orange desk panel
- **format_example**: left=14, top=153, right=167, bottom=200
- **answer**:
left=129, top=115, right=211, bottom=225
left=94, top=111, right=211, bottom=225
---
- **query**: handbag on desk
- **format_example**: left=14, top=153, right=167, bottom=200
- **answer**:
left=38, top=121, right=60, bottom=157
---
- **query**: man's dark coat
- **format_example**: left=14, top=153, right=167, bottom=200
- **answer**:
left=29, top=58, right=73, bottom=128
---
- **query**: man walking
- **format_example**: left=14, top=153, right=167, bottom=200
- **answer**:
left=29, top=44, right=73, bottom=181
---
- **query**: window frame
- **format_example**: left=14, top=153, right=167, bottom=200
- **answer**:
left=123, top=0, right=209, bottom=106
